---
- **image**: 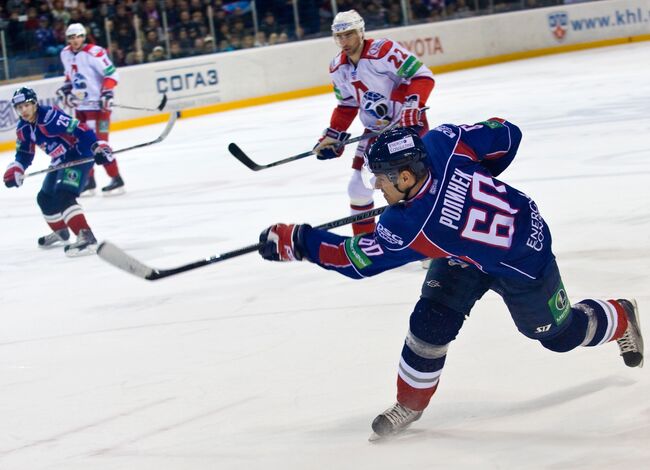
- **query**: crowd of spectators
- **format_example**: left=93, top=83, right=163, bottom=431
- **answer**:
left=0, top=0, right=565, bottom=78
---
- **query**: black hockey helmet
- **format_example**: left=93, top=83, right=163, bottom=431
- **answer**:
left=366, top=127, right=429, bottom=183
left=12, top=87, right=38, bottom=108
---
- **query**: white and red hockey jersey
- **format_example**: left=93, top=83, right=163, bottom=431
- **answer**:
left=60, top=44, right=119, bottom=111
left=328, top=38, right=435, bottom=132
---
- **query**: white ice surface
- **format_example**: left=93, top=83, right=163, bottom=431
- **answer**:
left=1, top=42, right=649, bottom=470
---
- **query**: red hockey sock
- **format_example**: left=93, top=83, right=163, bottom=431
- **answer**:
left=62, top=204, right=91, bottom=235
left=396, top=376, right=439, bottom=412
left=43, top=211, right=66, bottom=232
left=352, top=219, right=376, bottom=235
left=351, top=203, right=376, bottom=235
left=351, top=155, right=364, bottom=171
left=607, top=299, right=629, bottom=342
left=104, top=160, right=120, bottom=178
left=47, top=219, right=67, bottom=232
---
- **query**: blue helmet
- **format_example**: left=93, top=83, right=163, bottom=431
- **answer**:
left=12, top=87, right=38, bottom=108
left=366, top=127, right=429, bottom=183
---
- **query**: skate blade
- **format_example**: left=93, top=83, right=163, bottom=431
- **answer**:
left=369, top=428, right=420, bottom=443
left=627, top=299, right=644, bottom=368
left=633, top=302, right=644, bottom=369
left=102, top=187, right=126, bottom=197
left=38, top=241, right=69, bottom=250
left=80, top=189, right=96, bottom=197
left=64, top=244, right=98, bottom=258
left=368, top=431, right=401, bottom=443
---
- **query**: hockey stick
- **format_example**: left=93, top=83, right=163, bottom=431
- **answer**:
left=83, top=94, right=168, bottom=112
left=228, top=114, right=418, bottom=172
left=113, top=94, right=168, bottom=112
left=228, top=132, right=375, bottom=171
left=25, top=111, right=179, bottom=179
left=97, top=205, right=388, bottom=281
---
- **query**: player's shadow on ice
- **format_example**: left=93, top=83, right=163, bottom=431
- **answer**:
left=382, top=375, right=636, bottom=443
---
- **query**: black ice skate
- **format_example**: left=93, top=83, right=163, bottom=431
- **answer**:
left=38, top=228, right=70, bottom=249
left=616, top=299, right=644, bottom=368
left=81, top=175, right=96, bottom=197
left=369, top=402, right=423, bottom=441
left=101, top=175, right=125, bottom=195
left=64, top=229, right=98, bottom=257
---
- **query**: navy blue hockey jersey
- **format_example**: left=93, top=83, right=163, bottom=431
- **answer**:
left=14, top=105, right=97, bottom=169
left=301, top=118, right=554, bottom=280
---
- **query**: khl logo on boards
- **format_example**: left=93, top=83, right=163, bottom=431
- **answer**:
left=0, top=96, right=60, bottom=132
left=548, top=12, right=568, bottom=41
left=0, top=100, right=18, bottom=131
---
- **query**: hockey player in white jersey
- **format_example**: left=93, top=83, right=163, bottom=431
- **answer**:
left=313, top=10, right=435, bottom=235
left=58, top=23, right=125, bottom=196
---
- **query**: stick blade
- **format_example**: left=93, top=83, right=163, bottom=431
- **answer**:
left=228, top=143, right=264, bottom=171
left=159, top=110, right=178, bottom=140
left=97, top=241, right=159, bottom=280
left=158, top=94, right=168, bottom=111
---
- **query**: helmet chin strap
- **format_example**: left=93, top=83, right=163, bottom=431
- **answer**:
left=393, top=177, right=417, bottom=200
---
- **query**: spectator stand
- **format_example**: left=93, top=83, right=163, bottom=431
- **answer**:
left=0, top=0, right=570, bottom=83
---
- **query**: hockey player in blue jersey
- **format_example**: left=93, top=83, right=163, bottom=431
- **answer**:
left=258, top=120, right=644, bottom=440
left=3, top=87, right=114, bottom=256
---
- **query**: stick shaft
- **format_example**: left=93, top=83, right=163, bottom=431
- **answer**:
left=98, top=206, right=388, bottom=280
left=24, top=111, right=178, bottom=178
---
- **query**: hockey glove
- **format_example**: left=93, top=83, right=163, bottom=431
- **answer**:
left=56, top=83, right=78, bottom=109
left=314, top=127, right=351, bottom=160
left=259, top=223, right=310, bottom=261
left=92, top=141, right=114, bottom=165
left=100, top=89, right=114, bottom=111
left=3, top=161, right=25, bottom=188
left=399, top=100, right=424, bottom=128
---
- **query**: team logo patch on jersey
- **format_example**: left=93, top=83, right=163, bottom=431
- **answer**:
left=361, top=91, right=389, bottom=120
left=61, top=168, right=83, bottom=189
left=548, top=12, right=568, bottom=41
left=72, top=73, right=88, bottom=90
left=548, top=283, right=571, bottom=325
left=367, top=39, right=387, bottom=57
left=72, top=73, right=89, bottom=102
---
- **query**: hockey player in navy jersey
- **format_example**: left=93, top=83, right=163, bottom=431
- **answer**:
left=259, top=119, right=644, bottom=440
left=3, top=87, right=113, bottom=256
